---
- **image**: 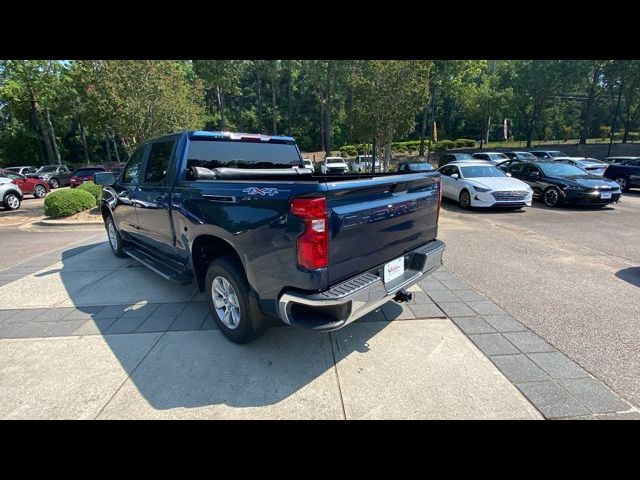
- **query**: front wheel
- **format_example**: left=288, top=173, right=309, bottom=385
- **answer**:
left=49, top=178, right=59, bottom=189
left=614, top=176, right=629, bottom=192
left=205, top=255, right=268, bottom=344
left=459, top=189, right=472, bottom=209
left=543, top=187, right=561, bottom=207
left=106, top=215, right=126, bottom=257
left=33, top=184, right=47, bottom=198
left=3, top=193, right=21, bottom=211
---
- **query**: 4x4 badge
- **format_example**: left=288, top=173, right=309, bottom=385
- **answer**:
left=242, top=187, right=279, bottom=196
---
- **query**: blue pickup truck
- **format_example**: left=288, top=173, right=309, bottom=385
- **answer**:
left=95, top=131, right=445, bottom=343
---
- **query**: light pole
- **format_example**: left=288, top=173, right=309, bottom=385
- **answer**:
left=607, top=80, right=623, bottom=158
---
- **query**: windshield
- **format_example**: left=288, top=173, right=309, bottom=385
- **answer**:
left=37, top=166, right=57, bottom=173
left=460, top=165, right=507, bottom=178
left=489, top=153, right=509, bottom=160
left=516, top=152, right=536, bottom=159
left=327, top=158, right=345, bottom=164
left=407, top=163, right=434, bottom=172
left=75, top=168, right=104, bottom=176
left=577, top=159, right=605, bottom=166
left=548, top=151, right=565, bottom=157
left=186, top=140, right=302, bottom=169
left=455, top=154, right=473, bottom=160
left=539, top=163, right=586, bottom=177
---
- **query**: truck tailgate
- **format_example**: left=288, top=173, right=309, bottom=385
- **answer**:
left=325, top=173, right=440, bottom=286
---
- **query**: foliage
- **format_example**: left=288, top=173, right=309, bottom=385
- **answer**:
left=77, top=181, right=102, bottom=206
left=43, top=188, right=95, bottom=217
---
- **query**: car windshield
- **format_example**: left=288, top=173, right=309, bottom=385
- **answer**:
left=407, top=163, right=434, bottom=172
left=6, top=167, right=19, bottom=172
left=548, top=151, right=565, bottom=157
left=327, top=158, right=345, bottom=164
left=460, top=165, right=507, bottom=178
left=539, top=163, right=586, bottom=177
left=455, top=154, right=473, bottom=160
left=516, top=152, right=536, bottom=159
left=489, top=153, right=509, bottom=160
left=577, top=159, right=605, bottom=166
left=37, top=166, right=57, bottom=173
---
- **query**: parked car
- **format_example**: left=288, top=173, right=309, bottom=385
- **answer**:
left=95, top=130, right=445, bottom=344
left=352, top=154, right=381, bottom=172
left=471, top=152, right=510, bottom=165
left=6, top=166, right=38, bottom=176
left=301, top=158, right=314, bottom=171
left=603, top=156, right=640, bottom=165
left=503, top=151, right=539, bottom=161
left=438, top=152, right=473, bottom=167
left=397, top=161, right=434, bottom=173
left=438, top=161, right=532, bottom=209
left=320, top=156, right=349, bottom=174
left=70, top=166, right=106, bottom=188
left=500, top=160, right=621, bottom=207
left=603, top=158, right=640, bottom=192
left=0, top=169, right=50, bottom=198
left=553, top=157, right=608, bottom=176
left=0, top=177, right=23, bottom=211
left=31, top=164, right=75, bottom=188
left=529, top=150, right=568, bottom=159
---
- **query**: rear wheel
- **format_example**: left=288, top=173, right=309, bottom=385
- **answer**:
left=614, top=176, right=629, bottom=192
left=3, top=193, right=21, bottom=211
left=459, top=189, right=471, bottom=209
left=106, top=215, right=126, bottom=258
left=543, top=187, right=561, bottom=207
left=33, top=184, right=47, bottom=198
left=205, top=255, right=268, bottom=344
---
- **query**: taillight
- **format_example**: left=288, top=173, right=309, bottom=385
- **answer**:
left=291, top=197, right=328, bottom=270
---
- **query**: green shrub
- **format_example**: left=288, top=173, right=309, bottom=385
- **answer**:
left=77, top=181, right=103, bottom=206
left=339, top=144, right=358, bottom=156
left=455, top=138, right=476, bottom=148
left=44, top=188, right=96, bottom=218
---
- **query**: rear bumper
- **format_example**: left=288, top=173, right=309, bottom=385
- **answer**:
left=278, top=240, right=445, bottom=331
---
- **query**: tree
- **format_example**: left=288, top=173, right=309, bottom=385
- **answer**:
left=351, top=60, right=433, bottom=170
left=576, top=61, right=610, bottom=144
left=193, top=60, right=241, bottom=131
left=72, top=60, right=204, bottom=155
left=607, top=60, right=640, bottom=143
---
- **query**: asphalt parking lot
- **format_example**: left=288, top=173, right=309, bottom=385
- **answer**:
left=438, top=190, right=640, bottom=410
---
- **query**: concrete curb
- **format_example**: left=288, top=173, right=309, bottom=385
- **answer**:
left=34, top=219, right=104, bottom=227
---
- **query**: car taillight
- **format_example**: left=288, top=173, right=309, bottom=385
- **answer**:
left=291, top=197, right=328, bottom=270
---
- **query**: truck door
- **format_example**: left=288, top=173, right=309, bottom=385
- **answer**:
left=130, top=138, right=179, bottom=262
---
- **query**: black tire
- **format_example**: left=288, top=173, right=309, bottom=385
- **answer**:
left=3, top=192, right=21, bottom=211
left=33, top=184, right=47, bottom=198
left=543, top=187, right=561, bottom=207
left=614, top=176, right=629, bottom=192
left=105, top=215, right=126, bottom=258
left=459, top=189, right=472, bottom=209
left=49, top=178, right=59, bottom=189
left=205, top=255, right=268, bottom=344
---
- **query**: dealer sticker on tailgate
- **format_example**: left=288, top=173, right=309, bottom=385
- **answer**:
left=384, top=257, right=405, bottom=284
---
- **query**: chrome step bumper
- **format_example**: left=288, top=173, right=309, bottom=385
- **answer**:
left=278, top=240, right=445, bottom=331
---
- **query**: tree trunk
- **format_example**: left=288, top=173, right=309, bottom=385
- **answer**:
left=579, top=68, right=598, bottom=145
left=217, top=86, right=226, bottom=131
left=256, top=68, right=263, bottom=133
left=485, top=115, right=491, bottom=144
left=29, top=96, right=46, bottom=165
left=419, top=106, right=428, bottom=157
left=112, top=135, right=121, bottom=163
left=371, top=136, right=377, bottom=174
left=346, top=85, right=354, bottom=143
left=45, top=108, right=61, bottom=165
left=79, top=119, right=90, bottom=164
left=105, top=137, right=112, bottom=163
left=323, top=63, right=332, bottom=156
left=238, top=95, right=244, bottom=132
left=287, top=64, right=293, bottom=135
left=33, top=98, right=54, bottom=164
left=319, top=95, right=325, bottom=153
left=271, top=78, right=278, bottom=135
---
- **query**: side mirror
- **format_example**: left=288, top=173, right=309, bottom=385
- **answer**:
left=95, top=172, right=116, bottom=186
left=450, top=173, right=459, bottom=179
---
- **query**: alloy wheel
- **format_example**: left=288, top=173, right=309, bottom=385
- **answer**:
left=615, top=177, right=627, bottom=191
left=212, top=276, right=241, bottom=329
left=6, top=194, right=20, bottom=210
left=34, top=185, right=46, bottom=198
left=544, top=188, right=559, bottom=207
left=107, top=220, right=118, bottom=250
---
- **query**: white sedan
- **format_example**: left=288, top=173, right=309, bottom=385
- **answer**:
left=438, top=161, right=533, bottom=209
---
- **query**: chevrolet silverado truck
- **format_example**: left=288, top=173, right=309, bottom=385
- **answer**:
left=95, top=131, right=445, bottom=343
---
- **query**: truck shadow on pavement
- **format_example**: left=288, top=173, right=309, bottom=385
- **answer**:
left=615, top=267, right=640, bottom=288
left=49, top=241, right=393, bottom=414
